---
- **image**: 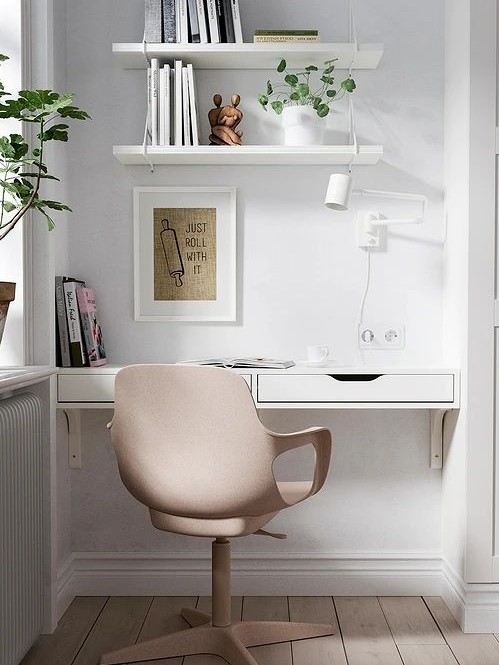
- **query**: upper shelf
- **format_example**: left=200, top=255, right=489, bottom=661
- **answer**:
left=112, top=42, right=384, bottom=70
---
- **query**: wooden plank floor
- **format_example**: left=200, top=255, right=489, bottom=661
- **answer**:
left=21, top=596, right=499, bottom=665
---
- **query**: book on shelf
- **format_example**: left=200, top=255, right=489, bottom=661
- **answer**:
left=254, top=30, right=320, bottom=43
left=55, top=276, right=72, bottom=367
left=196, top=0, right=209, bottom=43
left=182, top=66, right=192, bottom=146
left=230, top=0, right=243, bottom=43
left=63, top=278, right=88, bottom=367
left=254, top=29, right=320, bottom=35
left=222, top=0, right=235, bottom=42
left=187, top=0, right=201, bottom=43
left=181, top=358, right=296, bottom=369
left=144, top=0, right=163, bottom=42
left=255, top=35, right=321, bottom=43
left=178, top=0, right=189, bottom=43
left=206, top=0, right=220, bottom=43
left=215, top=0, right=227, bottom=42
left=162, top=0, right=176, bottom=42
left=76, top=287, right=108, bottom=367
left=186, top=63, right=200, bottom=145
left=151, top=58, right=160, bottom=145
left=159, top=63, right=171, bottom=145
left=254, top=35, right=321, bottom=43
left=174, top=59, right=183, bottom=145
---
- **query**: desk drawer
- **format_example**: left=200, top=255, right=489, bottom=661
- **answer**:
left=58, top=372, right=252, bottom=403
left=257, top=374, right=454, bottom=403
left=58, top=374, right=116, bottom=403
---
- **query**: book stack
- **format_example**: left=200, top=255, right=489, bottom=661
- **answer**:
left=144, top=0, right=243, bottom=44
left=147, top=59, right=200, bottom=146
left=253, top=30, right=321, bottom=43
left=55, top=276, right=107, bottom=368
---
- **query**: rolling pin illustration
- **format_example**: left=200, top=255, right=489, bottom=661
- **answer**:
left=160, top=219, right=185, bottom=287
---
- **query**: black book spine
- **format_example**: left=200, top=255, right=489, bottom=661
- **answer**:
left=162, top=0, right=176, bottom=42
left=222, top=0, right=235, bottom=42
left=215, top=0, right=227, bottom=42
left=187, top=0, right=200, bottom=42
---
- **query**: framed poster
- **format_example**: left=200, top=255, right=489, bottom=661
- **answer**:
left=133, top=187, right=236, bottom=321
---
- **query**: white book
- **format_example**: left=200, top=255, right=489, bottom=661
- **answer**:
left=159, top=67, right=166, bottom=145
left=182, top=66, right=191, bottom=146
left=146, top=67, right=152, bottom=142
left=205, top=0, right=220, bottom=42
left=178, top=0, right=189, bottom=44
left=187, top=64, right=199, bottom=145
left=230, top=0, right=243, bottom=43
left=150, top=58, right=160, bottom=145
left=196, top=0, right=209, bottom=43
left=164, top=64, right=171, bottom=145
left=174, top=60, right=183, bottom=146
left=159, top=65, right=171, bottom=145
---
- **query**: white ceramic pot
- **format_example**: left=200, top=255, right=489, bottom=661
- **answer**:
left=281, top=105, right=325, bottom=146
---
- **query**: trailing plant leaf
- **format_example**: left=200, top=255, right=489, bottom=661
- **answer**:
left=297, top=83, right=310, bottom=98
left=270, top=100, right=284, bottom=115
left=284, top=74, right=298, bottom=87
left=258, top=94, right=269, bottom=109
left=316, top=104, right=330, bottom=118
left=305, top=65, right=319, bottom=71
left=341, top=78, right=356, bottom=92
left=267, top=80, right=273, bottom=95
left=277, top=59, right=287, bottom=73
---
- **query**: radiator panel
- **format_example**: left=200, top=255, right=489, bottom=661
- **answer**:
left=0, top=393, right=44, bottom=665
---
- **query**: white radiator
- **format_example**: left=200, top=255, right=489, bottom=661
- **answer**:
left=0, top=393, right=44, bottom=665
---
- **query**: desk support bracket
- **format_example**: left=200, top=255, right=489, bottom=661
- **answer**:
left=430, top=409, right=448, bottom=469
left=64, top=409, right=82, bottom=469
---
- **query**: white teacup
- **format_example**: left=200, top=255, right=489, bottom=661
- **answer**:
left=307, top=345, right=329, bottom=362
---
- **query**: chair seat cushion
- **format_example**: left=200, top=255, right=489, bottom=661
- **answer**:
left=149, top=509, right=279, bottom=538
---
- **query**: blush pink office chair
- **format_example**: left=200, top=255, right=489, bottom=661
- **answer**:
left=100, top=364, right=333, bottom=665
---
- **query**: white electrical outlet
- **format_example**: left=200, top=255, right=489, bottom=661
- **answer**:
left=358, top=324, right=406, bottom=350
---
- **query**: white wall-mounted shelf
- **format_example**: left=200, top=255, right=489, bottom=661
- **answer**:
left=113, top=144, right=383, bottom=166
left=112, top=42, right=384, bottom=70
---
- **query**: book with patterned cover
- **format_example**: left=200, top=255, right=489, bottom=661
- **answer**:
left=76, top=287, right=107, bottom=367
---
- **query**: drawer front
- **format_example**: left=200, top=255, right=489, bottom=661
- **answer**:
left=257, top=374, right=454, bottom=403
left=58, top=375, right=116, bottom=403
left=58, top=372, right=252, bottom=403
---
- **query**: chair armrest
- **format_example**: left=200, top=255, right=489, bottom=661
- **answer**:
left=266, top=427, right=332, bottom=500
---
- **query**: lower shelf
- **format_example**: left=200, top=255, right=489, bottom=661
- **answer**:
left=113, top=144, right=383, bottom=166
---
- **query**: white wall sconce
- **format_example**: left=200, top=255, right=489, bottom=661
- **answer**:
left=324, top=179, right=428, bottom=248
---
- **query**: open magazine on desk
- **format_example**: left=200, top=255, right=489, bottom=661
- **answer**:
left=179, top=358, right=296, bottom=369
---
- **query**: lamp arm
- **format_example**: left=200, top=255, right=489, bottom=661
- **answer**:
left=370, top=217, right=424, bottom=227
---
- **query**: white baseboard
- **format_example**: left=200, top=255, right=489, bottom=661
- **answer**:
left=57, top=550, right=444, bottom=619
left=442, top=561, right=499, bottom=632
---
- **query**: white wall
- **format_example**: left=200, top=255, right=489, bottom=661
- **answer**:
left=57, top=0, right=446, bottom=562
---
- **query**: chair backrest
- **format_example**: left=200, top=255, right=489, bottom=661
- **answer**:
left=110, top=364, right=284, bottom=519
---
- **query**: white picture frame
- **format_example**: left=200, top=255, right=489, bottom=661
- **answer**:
left=134, top=186, right=236, bottom=321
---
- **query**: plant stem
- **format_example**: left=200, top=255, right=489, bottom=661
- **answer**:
left=0, top=118, right=44, bottom=241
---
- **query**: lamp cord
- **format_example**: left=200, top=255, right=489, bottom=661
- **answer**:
left=357, top=249, right=371, bottom=364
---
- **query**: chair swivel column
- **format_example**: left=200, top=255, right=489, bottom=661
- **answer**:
left=212, top=537, right=231, bottom=627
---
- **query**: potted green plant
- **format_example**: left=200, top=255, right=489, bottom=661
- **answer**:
left=0, top=54, right=89, bottom=343
left=258, top=59, right=356, bottom=146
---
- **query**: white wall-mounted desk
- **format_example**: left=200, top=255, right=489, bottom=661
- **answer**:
left=56, top=365, right=460, bottom=470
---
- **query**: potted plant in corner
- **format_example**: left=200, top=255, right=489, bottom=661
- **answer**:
left=258, top=59, right=356, bottom=146
left=0, top=54, right=89, bottom=343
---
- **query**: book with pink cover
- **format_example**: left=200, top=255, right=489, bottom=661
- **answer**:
left=76, top=287, right=107, bottom=367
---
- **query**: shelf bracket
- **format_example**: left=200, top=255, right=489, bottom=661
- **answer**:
left=64, top=409, right=82, bottom=469
left=430, top=409, right=449, bottom=469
